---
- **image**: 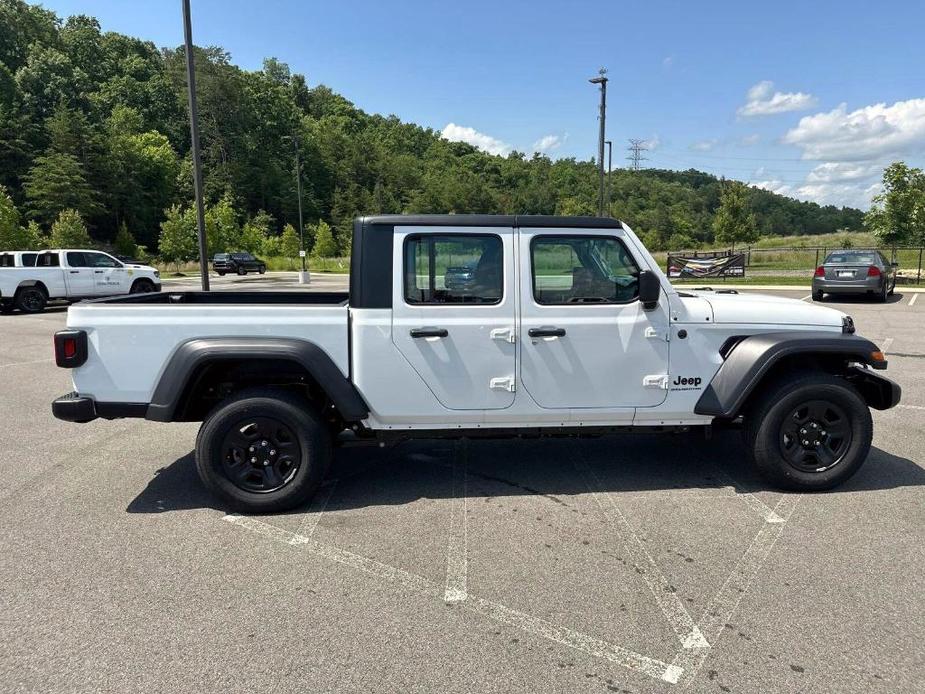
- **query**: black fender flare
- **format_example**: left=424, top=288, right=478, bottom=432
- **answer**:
left=694, top=331, right=890, bottom=418
left=145, top=337, right=369, bottom=423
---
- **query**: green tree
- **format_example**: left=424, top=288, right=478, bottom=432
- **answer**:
left=113, top=222, right=137, bottom=257
left=279, top=223, right=301, bottom=269
left=310, top=219, right=337, bottom=258
left=205, top=193, right=240, bottom=253
left=49, top=208, right=92, bottom=247
left=157, top=205, right=197, bottom=268
left=0, top=185, right=24, bottom=250
left=865, top=162, right=925, bottom=247
left=23, top=220, right=47, bottom=248
left=713, top=182, right=758, bottom=250
left=239, top=210, right=274, bottom=254
left=23, top=151, right=99, bottom=225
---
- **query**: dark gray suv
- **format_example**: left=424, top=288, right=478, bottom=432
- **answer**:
left=212, top=252, right=267, bottom=276
left=812, top=249, right=897, bottom=302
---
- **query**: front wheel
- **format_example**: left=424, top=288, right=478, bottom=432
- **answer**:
left=0, top=301, right=14, bottom=314
left=130, top=279, right=155, bottom=294
left=812, top=290, right=824, bottom=301
left=195, top=388, right=332, bottom=513
left=237, top=266, right=247, bottom=276
left=745, top=372, right=872, bottom=491
left=258, top=266, right=266, bottom=275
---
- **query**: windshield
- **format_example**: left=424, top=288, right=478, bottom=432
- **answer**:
left=825, top=252, right=878, bottom=265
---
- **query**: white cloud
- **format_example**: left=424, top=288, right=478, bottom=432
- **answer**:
left=739, top=134, right=760, bottom=146
left=737, top=80, right=817, bottom=117
left=662, top=56, right=674, bottom=69
left=643, top=135, right=661, bottom=151
left=782, top=98, right=925, bottom=162
left=690, top=139, right=718, bottom=151
left=805, top=162, right=882, bottom=184
left=441, top=122, right=512, bottom=156
left=533, top=134, right=564, bottom=153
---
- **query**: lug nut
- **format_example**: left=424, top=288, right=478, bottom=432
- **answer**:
left=249, top=446, right=254, bottom=452
left=251, top=457, right=257, bottom=463
left=261, top=440, right=268, bottom=446
left=270, top=449, right=276, bottom=456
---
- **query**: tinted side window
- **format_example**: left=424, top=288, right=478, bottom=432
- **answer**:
left=84, top=252, right=120, bottom=268
left=22, top=253, right=37, bottom=266
left=404, top=234, right=503, bottom=305
left=532, top=236, right=639, bottom=305
left=37, top=253, right=60, bottom=267
left=0, top=254, right=13, bottom=267
left=67, top=252, right=87, bottom=267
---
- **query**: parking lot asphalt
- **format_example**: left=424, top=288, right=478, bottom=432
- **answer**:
left=1, top=278, right=923, bottom=694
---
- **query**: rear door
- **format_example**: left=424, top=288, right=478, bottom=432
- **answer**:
left=518, top=228, right=670, bottom=409
left=391, top=226, right=517, bottom=410
left=63, top=252, right=96, bottom=295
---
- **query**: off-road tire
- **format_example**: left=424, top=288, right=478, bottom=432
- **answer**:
left=195, top=388, right=332, bottom=513
left=237, top=266, right=247, bottom=276
left=744, top=371, right=872, bottom=491
left=130, top=278, right=155, bottom=294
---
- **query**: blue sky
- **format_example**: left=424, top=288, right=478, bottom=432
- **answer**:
left=41, top=0, right=925, bottom=209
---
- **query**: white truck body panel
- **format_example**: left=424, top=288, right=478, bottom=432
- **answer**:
left=68, top=302, right=349, bottom=403
left=62, top=221, right=853, bottom=431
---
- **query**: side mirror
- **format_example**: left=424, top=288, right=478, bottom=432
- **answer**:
left=638, top=270, right=661, bottom=310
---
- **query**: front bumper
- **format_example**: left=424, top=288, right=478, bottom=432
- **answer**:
left=52, top=392, right=148, bottom=422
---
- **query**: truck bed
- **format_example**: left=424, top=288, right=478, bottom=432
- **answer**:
left=67, top=291, right=350, bottom=404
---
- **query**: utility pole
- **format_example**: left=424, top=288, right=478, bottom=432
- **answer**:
left=589, top=68, right=608, bottom=217
left=626, top=138, right=648, bottom=172
left=605, top=140, right=612, bottom=217
left=182, top=0, right=209, bottom=291
left=283, top=134, right=310, bottom=283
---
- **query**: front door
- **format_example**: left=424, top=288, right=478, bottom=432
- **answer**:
left=391, top=226, right=517, bottom=410
left=83, top=252, right=128, bottom=295
left=518, top=228, right=670, bottom=409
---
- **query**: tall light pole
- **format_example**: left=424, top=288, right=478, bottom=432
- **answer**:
left=605, top=139, right=612, bottom=217
left=284, top=135, right=308, bottom=283
left=589, top=68, right=608, bottom=217
left=182, top=0, right=209, bottom=291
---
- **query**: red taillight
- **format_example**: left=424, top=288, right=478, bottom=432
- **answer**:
left=867, top=265, right=881, bottom=277
left=814, top=266, right=825, bottom=277
left=54, top=330, right=87, bottom=368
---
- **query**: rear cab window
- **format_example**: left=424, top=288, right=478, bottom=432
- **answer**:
left=531, top=235, right=639, bottom=305
left=403, top=234, right=503, bottom=305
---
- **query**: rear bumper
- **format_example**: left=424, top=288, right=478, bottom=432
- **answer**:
left=52, top=392, right=148, bottom=423
left=813, top=277, right=881, bottom=293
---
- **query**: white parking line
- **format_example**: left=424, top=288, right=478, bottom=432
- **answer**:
left=572, top=447, right=710, bottom=650
left=707, top=465, right=785, bottom=523
left=668, top=493, right=802, bottom=686
left=299, top=480, right=337, bottom=538
left=898, top=404, right=925, bottom=411
left=799, top=294, right=812, bottom=301
left=881, top=337, right=894, bottom=354
left=0, top=358, right=54, bottom=368
left=910, top=294, right=918, bottom=307
left=222, top=512, right=682, bottom=684
left=444, top=439, right=469, bottom=603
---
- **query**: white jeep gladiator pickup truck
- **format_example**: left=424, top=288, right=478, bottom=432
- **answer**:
left=0, top=249, right=160, bottom=314
left=51, top=215, right=900, bottom=512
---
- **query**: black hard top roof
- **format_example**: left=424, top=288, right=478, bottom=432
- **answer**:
left=357, top=214, right=624, bottom=229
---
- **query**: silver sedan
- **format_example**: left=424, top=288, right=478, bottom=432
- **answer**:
left=812, top=249, right=897, bottom=302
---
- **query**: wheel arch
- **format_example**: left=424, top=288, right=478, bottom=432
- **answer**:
left=16, top=280, right=49, bottom=296
left=694, top=331, right=895, bottom=418
left=146, top=337, right=369, bottom=424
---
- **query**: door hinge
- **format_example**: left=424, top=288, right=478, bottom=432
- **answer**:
left=490, top=327, right=516, bottom=343
left=490, top=377, right=516, bottom=393
left=645, top=327, right=668, bottom=341
left=643, top=374, right=669, bottom=390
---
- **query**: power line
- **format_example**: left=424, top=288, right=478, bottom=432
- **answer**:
left=626, top=138, right=648, bottom=171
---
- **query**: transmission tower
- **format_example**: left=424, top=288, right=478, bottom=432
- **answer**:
left=626, top=139, right=649, bottom=171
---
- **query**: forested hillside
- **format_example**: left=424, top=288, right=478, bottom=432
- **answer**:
left=0, top=0, right=864, bottom=258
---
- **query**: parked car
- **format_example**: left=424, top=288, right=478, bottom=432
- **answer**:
left=51, top=215, right=899, bottom=513
left=0, top=249, right=160, bottom=314
left=444, top=265, right=476, bottom=290
left=813, top=249, right=897, bottom=302
left=0, top=250, right=40, bottom=267
left=212, top=252, right=267, bottom=276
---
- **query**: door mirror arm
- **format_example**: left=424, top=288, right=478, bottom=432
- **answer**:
left=638, top=270, right=661, bottom=310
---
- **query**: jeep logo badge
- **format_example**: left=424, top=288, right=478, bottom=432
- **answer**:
left=672, top=376, right=702, bottom=388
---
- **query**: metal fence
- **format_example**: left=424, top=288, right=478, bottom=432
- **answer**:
left=668, top=246, right=925, bottom=283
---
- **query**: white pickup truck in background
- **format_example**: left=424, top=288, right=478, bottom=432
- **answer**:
left=0, top=251, right=40, bottom=268
left=0, top=249, right=161, bottom=313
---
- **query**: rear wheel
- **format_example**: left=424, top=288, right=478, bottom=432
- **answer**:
left=745, top=371, right=871, bottom=491
left=0, top=301, right=14, bottom=314
left=15, top=286, right=46, bottom=313
left=878, top=281, right=888, bottom=302
left=216, top=271, right=226, bottom=276
left=258, top=266, right=266, bottom=275
left=812, top=290, right=824, bottom=301
left=237, top=266, right=247, bottom=276
left=195, top=388, right=332, bottom=513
